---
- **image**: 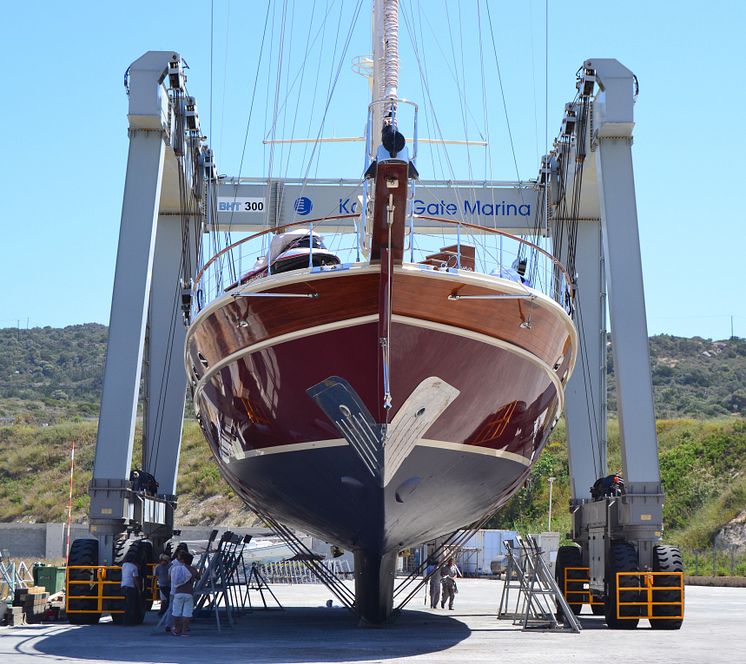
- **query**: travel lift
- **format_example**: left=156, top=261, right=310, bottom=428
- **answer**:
left=66, top=52, right=683, bottom=628
left=549, top=60, right=683, bottom=629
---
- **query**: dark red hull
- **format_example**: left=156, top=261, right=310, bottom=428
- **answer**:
left=186, top=266, right=575, bottom=622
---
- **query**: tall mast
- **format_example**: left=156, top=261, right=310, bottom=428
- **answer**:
left=371, top=0, right=400, bottom=156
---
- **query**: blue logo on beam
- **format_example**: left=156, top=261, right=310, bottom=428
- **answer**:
left=294, top=197, right=313, bottom=216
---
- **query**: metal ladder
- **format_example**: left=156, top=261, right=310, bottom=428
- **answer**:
left=497, top=534, right=581, bottom=633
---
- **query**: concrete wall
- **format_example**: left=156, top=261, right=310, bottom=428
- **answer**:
left=0, top=524, right=279, bottom=560
left=0, top=523, right=89, bottom=560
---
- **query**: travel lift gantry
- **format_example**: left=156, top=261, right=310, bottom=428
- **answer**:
left=548, top=60, right=683, bottom=629
left=68, top=52, right=683, bottom=628
left=66, top=53, right=203, bottom=625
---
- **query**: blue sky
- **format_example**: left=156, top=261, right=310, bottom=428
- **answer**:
left=1, top=0, right=743, bottom=340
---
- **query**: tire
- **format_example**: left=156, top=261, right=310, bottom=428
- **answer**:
left=67, top=539, right=101, bottom=625
left=605, top=542, right=640, bottom=629
left=649, top=545, right=684, bottom=630
left=555, top=545, right=584, bottom=615
left=591, top=600, right=606, bottom=616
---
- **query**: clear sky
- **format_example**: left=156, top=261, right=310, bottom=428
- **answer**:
left=1, top=0, right=743, bottom=340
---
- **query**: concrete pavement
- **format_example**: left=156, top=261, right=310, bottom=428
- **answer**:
left=1, top=579, right=743, bottom=663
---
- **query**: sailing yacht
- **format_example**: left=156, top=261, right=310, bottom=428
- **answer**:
left=185, top=0, right=576, bottom=624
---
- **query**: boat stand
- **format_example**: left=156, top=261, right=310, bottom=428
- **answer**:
left=497, top=535, right=580, bottom=633
left=251, top=507, right=356, bottom=612
left=245, top=563, right=283, bottom=611
left=393, top=510, right=503, bottom=613
left=191, top=532, right=255, bottom=630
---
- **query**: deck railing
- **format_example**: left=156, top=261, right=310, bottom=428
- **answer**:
left=192, top=215, right=574, bottom=321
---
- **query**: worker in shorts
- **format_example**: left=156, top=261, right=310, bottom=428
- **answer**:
left=169, top=551, right=200, bottom=636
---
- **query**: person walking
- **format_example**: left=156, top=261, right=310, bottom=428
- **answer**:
left=424, top=558, right=441, bottom=609
left=439, top=558, right=461, bottom=610
left=120, top=553, right=142, bottom=625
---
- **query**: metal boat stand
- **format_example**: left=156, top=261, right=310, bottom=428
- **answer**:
left=245, top=563, right=283, bottom=611
left=190, top=532, right=255, bottom=630
left=497, top=535, right=580, bottom=633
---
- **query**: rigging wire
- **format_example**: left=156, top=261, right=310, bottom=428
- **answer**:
left=218, top=1, right=231, bottom=159
left=299, top=0, right=331, bottom=178
left=266, top=0, right=290, bottom=182
left=313, top=0, right=346, bottom=179
left=262, top=1, right=278, bottom=178
left=210, top=0, right=214, bottom=148
left=484, top=2, right=522, bottom=187
left=281, top=0, right=319, bottom=181
left=298, top=0, right=365, bottom=184
left=278, top=0, right=297, bottom=180
left=527, top=0, right=540, bottom=164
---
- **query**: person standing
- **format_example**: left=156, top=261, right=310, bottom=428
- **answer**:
left=120, top=553, right=142, bottom=625
left=154, top=554, right=171, bottom=616
left=439, top=557, right=461, bottom=610
left=424, top=558, right=441, bottom=609
left=170, top=551, right=200, bottom=637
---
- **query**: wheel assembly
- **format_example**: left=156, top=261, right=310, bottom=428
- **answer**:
left=67, top=539, right=101, bottom=625
left=649, top=544, right=684, bottom=630
left=555, top=545, right=585, bottom=615
left=605, top=541, right=640, bottom=629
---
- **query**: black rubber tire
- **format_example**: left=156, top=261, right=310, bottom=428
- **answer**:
left=591, top=601, right=606, bottom=616
left=555, top=545, right=584, bottom=615
left=649, top=545, right=684, bottom=630
left=67, top=539, right=101, bottom=625
left=605, top=542, right=640, bottom=629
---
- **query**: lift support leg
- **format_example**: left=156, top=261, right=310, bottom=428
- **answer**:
left=554, top=60, right=665, bottom=598
left=88, top=52, right=190, bottom=563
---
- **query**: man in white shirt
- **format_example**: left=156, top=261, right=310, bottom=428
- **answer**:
left=169, top=551, right=199, bottom=636
left=120, top=553, right=142, bottom=625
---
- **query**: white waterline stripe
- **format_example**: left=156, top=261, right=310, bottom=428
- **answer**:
left=417, top=438, right=531, bottom=466
left=230, top=438, right=348, bottom=460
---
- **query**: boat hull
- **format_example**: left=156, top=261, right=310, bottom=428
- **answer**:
left=186, top=265, right=575, bottom=622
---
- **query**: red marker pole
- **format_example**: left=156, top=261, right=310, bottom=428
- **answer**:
left=66, top=440, right=75, bottom=563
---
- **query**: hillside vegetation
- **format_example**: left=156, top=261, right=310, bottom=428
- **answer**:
left=0, top=419, right=254, bottom=527
left=0, top=325, right=744, bottom=554
left=0, top=416, right=743, bottom=552
left=615, top=335, right=746, bottom=418
left=487, top=417, right=746, bottom=551
left=0, top=324, right=106, bottom=421
left=1, top=325, right=744, bottom=421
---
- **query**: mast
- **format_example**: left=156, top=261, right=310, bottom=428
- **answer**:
left=370, top=0, right=401, bottom=156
